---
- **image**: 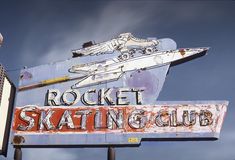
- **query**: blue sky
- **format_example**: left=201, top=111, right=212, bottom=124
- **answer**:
left=0, top=0, right=235, bottom=160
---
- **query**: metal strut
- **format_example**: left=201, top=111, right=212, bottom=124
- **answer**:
left=107, top=147, right=115, bottom=160
left=14, top=147, right=22, bottom=160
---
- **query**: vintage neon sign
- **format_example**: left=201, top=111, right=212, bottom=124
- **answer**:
left=12, top=33, right=228, bottom=147
left=13, top=104, right=221, bottom=132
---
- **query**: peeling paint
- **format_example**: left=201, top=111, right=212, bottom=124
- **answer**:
left=13, top=102, right=227, bottom=135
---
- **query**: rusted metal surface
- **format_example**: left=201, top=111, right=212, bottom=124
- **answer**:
left=12, top=101, right=227, bottom=146
left=12, top=136, right=25, bottom=145
left=12, top=34, right=228, bottom=148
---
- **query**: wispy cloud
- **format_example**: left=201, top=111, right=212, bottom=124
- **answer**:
left=20, top=2, right=157, bottom=66
left=19, top=1, right=227, bottom=67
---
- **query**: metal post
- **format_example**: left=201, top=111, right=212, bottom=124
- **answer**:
left=107, top=147, right=115, bottom=160
left=14, top=147, right=22, bottom=160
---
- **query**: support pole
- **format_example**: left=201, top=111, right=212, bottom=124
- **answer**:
left=14, top=147, right=22, bottom=160
left=107, top=147, right=115, bottom=160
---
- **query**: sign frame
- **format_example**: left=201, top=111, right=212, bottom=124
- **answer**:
left=0, top=64, right=16, bottom=156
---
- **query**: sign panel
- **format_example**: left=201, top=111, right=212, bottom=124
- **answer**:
left=0, top=64, right=15, bottom=156
left=12, top=33, right=228, bottom=147
left=12, top=102, right=227, bottom=146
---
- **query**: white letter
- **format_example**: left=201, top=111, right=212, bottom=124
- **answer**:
left=46, top=89, right=61, bottom=106
left=17, top=106, right=37, bottom=131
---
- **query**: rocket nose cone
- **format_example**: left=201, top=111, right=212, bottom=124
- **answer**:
left=204, top=47, right=210, bottom=50
left=203, top=47, right=210, bottom=52
left=198, top=47, right=210, bottom=56
left=157, top=38, right=177, bottom=51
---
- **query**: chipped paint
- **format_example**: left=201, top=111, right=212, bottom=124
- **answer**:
left=71, top=33, right=159, bottom=58
left=11, top=33, right=227, bottom=148
left=12, top=101, right=228, bottom=146
left=179, top=48, right=186, bottom=56
left=18, top=47, right=209, bottom=91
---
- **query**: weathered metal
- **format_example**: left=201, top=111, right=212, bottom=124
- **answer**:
left=0, top=64, right=16, bottom=156
left=108, top=147, right=115, bottom=160
left=12, top=33, right=228, bottom=148
left=17, top=33, right=207, bottom=92
left=12, top=101, right=227, bottom=146
left=18, top=47, right=208, bottom=91
left=14, top=147, right=22, bottom=160
left=45, top=88, right=144, bottom=106
left=16, top=38, right=175, bottom=103
left=72, top=33, right=159, bottom=58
